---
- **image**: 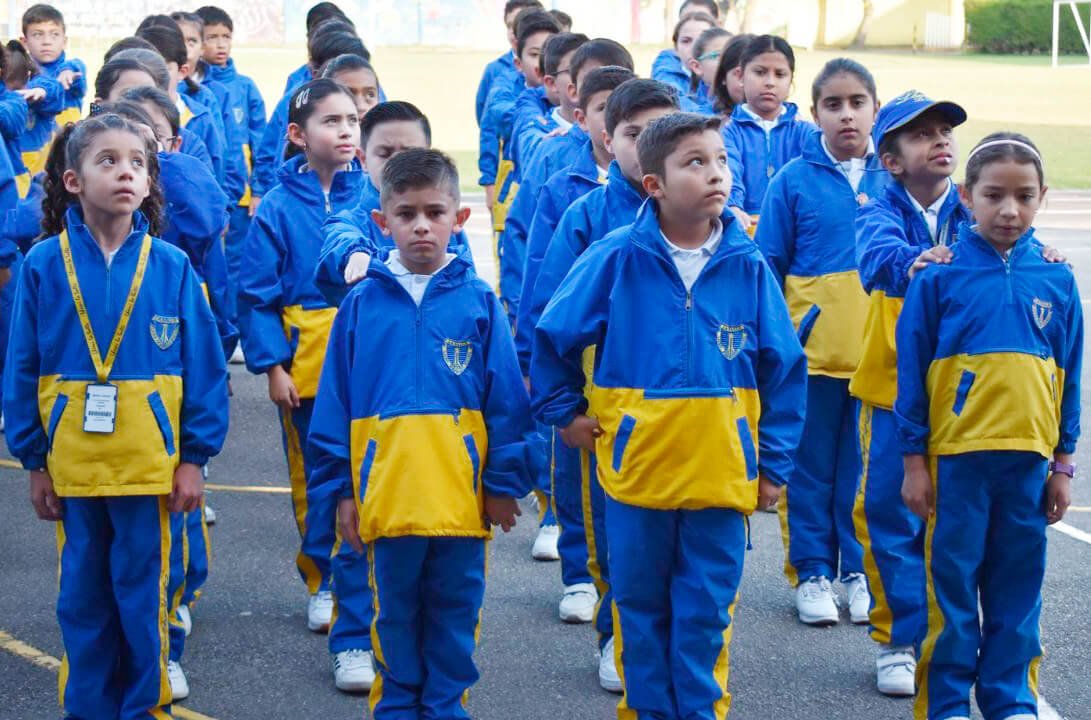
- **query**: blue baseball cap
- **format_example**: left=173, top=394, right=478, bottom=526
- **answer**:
left=873, top=90, right=967, bottom=148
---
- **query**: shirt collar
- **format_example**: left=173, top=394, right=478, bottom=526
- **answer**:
left=385, top=250, right=456, bottom=277
left=820, top=135, right=875, bottom=169
left=907, top=180, right=952, bottom=218
left=662, top=218, right=723, bottom=257
left=550, top=106, right=573, bottom=132
left=741, top=103, right=787, bottom=130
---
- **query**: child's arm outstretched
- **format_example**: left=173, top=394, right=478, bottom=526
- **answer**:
left=56, top=57, right=86, bottom=103
left=314, top=206, right=374, bottom=306
left=22, top=74, right=64, bottom=115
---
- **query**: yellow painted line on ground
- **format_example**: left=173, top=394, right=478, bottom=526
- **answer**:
left=205, top=483, right=291, bottom=494
left=0, top=458, right=22, bottom=470
left=1068, top=505, right=1091, bottom=512
left=0, top=629, right=216, bottom=719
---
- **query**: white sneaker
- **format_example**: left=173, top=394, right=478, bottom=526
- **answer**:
left=203, top=503, right=216, bottom=526
left=167, top=660, right=190, bottom=701
left=333, top=649, right=375, bottom=692
left=876, top=644, right=917, bottom=697
left=531, top=524, right=560, bottom=561
left=559, top=583, right=597, bottom=624
left=599, top=636, right=622, bottom=694
left=307, top=591, right=334, bottom=633
left=843, top=573, right=871, bottom=625
left=229, top=345, right=245, bottom=365
left=796, top=576, right=839, bottom=626
left=176, top=604, right=193, bottom=637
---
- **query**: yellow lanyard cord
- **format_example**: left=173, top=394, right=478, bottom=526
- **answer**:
left=59, top=230, right=152, bottom=383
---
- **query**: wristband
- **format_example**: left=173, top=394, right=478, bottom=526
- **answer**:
left=1049, top=461, right=1076, bottom=478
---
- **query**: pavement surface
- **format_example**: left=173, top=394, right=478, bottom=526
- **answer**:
left=0, top=194, right=1089, bottom=720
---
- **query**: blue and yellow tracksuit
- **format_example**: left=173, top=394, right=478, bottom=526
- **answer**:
left=237, top=155, right=373, bottom=654
left=2, top=207, right=229, bottom=719
left=18, top=74, right=64, bottom=178
left=851, top=181, right=971, bottom=649
left=0, top=141, right=40, bottom=408
left=756, top=134, right=889, bottom=586
left=307, top=247, right=533, bottom=718
left=186, top=71, right=248, bottom=211
left=283, top=63, right=313, bottom=96
left=894, top=223, right=1082, bottom=720
left=650, top=49, right=688, bottom=96
left=180, top=93, right=228, bottom=190
left=0, top=86, right=30, bottom=198
left=38, top=52, right=87, bottom=128
left=532, top=201, right=807, bottom=718
left=481, top=75, right=525, bottom=305
left=476, top=51, right=518, bottom=188
left=250, top=92, right=291, bottom=202
left=722, top=103, right=817, bottom=217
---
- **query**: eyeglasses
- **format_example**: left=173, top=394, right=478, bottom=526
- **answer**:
left=697, top=50, right=722, bottom=62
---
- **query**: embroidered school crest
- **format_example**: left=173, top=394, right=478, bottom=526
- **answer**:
left=442, top=339, right=473, bottom=375
left=1032, top=298, right=1053, bottom=329
left=716, top=324, right=746, bottom=361
left=233, top=107, right=245, bottom=124
left=856, top=192, right=869, bottom=206
left=150, top=315, right=180, bottom=350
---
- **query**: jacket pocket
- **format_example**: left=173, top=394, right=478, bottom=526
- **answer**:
left=146, top=391, right=176, bottom=456
left=796, top=304, right=821, bottom=347
left=464, top=434, right=481, bottom=494
left=612, top=415, right=637, bottom=473
left=358, top=439, right=377, bottom=503
left=737, top=417, right=758, bottom=481
left=288, top=325, right=300, bottom=358
left=46, top=394, right=68, bottom=453
left=952, top=370, right=976, bottom=416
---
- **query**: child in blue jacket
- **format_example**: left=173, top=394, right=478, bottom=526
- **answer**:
left=532, top=113, right=806, bottom=718
left=651, top=10, right=716, bottom=96
left=309, top=148, right=532, bottom=718
left=21, top=3, right=85, bottom=128
left=685, top=26, right=731, bottom=114
left=896, top=133, right=1079, bottom=720
left=3, top=113, right=228, bottom=720
left=2, top=40, right=63, bottom=185
left=756, top=58, right=888, bottom=628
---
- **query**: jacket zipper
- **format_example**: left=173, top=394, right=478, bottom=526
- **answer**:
left=415, top=303, right=422, bottom=408
left=685, top=289, right=693, bottom=385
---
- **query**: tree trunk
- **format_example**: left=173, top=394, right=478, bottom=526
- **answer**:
left=850, top=0, right=875, bottom=48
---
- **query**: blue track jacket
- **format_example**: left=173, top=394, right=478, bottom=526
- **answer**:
left=651, top=49, right=688, bottom=96
left=722, top=102, right=817, bottom=214
left=38, top=52, right=86, bottom=126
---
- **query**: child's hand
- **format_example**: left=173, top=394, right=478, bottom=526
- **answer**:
left=15, top=87, right=46, bottom=103
left=30, top=470, right=63, bottom=520
left=1045, top=472, right=1071, bottom=524
left=344, top=252, right=371, bottom=284
left=168, top=462, right=205, bottom=513
left=901, top=455, right=934, bottom=520
left=56, top=69, right=80, bottom=90
left=484, top=185, right=495, bottom=212
left=1041, top=246, right=1068, bottom=264
left=249, top=196, right=262, bottom=217
left=484, top=494, right=522, bottom=533
left=267, top=365, right=300, bottom=411
left=757, top=475, right=781, bottom=511
left=728, top=206, right=752, bottom=231
left=909, top=246, right=953, bottom=278
left=559, top=414, right=603, bottom=452
left=338, top=497, right=365, bottom=553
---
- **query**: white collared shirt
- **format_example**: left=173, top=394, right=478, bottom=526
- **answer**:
left=550, top=107, right=573, bottom=133
left=821, top=136, right=874, bottom=194
left=663, top=219, right=723, bottom=292
left=907, top=181, right=953, bottom=243
left=385, top=250, right=456, bottom=306
left=741, top=103, right=787, bottom=136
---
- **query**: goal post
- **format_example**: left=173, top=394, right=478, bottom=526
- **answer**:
left=1053, top=0, right=1091, bottom=66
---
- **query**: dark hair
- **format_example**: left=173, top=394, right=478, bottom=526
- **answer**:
left=681, top=0, right=720, bottom=18
left=42, top=115, right=165, bottom=236
left=811, top=57, right=877, bottom=106
left=310, top=30, right=369, bottom=71
left=504, top=0, right=543, bottom=19
left=170, top=11, right=204, bottom=31
left=121, top=86, right=181, bottom=135
left=94, top=57, right=156, bottom=100
left=320, top=53, right=375, bottom=81
left=542, top=32, right=588, bottom=77
left=306, top=2, right=348, bottom=32
left=284, top=78, right=356, bottom=160
left=711, top=33, right=753, bottom=114
left=965, top=132, right=1045, bottom=190
left=104, top=36, right=156, bottom=63
left=570, top=38, right=634, bottom=87
left=578, top=65, right=637, bottom=111
left=689, top=27, right=731, bottom=92
left=309, top=17, right=356, bottom=41
left=549, top=9, right=573, bottom=31
left=109, top=49, right=171, bottom=91
left=605, top=78, right=680, bottom=136
left=515, top=10, right=560, bottom=58
left=21, top=3, right=64, bottom=33
left=136, top=23, right=203, bottom=95
left=379, top=148, right=459, bottom=205
left=361, top=100, right=431, bottom=147
left=136, top=13, right=177, bottom=33
left=195, top=6, right=233, bottom=32
left=638, top=112, right=723, bottom=178
left=2, top=40, right=35, bottom=88
left=673, top=11, right=717, bottom=45
left=99, top=100, right=158, bottom=134
left=740, top=34, right=795, bottom=73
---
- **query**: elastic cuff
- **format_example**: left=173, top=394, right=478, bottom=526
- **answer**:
left=1056, top=441, right=1077, bottom=455
left=22, top=455, right=46, bottom=471
left=759, top=466, right=788, bottom=487
left=339, top=482, right=354, bottom=500
left=180, top=452, right=210, bottom=466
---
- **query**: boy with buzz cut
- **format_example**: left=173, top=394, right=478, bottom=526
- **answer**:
left=308, top=148, right=534, bottom=719
left=20, top=3, right=85, bottom=128
left=532, top=113, right=806, bottom=718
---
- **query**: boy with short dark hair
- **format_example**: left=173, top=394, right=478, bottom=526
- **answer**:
left=532, top=112, right=806, bottom=717
left=20, top=3, right=85, bottom=127
left=308, top=148, right=533, bottom=718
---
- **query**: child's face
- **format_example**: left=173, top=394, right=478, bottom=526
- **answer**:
left=362, top=121, right=430, bottom=181
left=811, top=72, right=877, bottom=160
left=22, top=21, right=66, bottom=64
left=504, top=9, right=523, bottom=51
left=333, top=67, right=381, bottom=120
left=645, top=129, right=730, bottom=221
left=63, top=129, right=152, bottom=217
left=675, top=19, right=713, bottom=66
left=568, top=59, right=603, bottom=108
left=138, top=100, right=181, bottom=153
left=576, top=89, right=611, bottom=159
left=202, top=23, right=233, bottom=66
left=288, top=93, right=360, bottom=169
left=373, top=185, right=470, bottom=274
left=605, top=106, right=677, bottom=186
left=742, top=51, right=792, bottom=117
left=882, top=111, right=958, bottom=184
left=103, top=70, right=157, bottom=103
left=689, top=35, right=729, bottom=84
left=543, top=48, right=578, bottom=109
left=960, top=159, right=1045, bottom=250
left=515, top=31, right=553, bottom=88
left=177, top=21, right=204, bottom=72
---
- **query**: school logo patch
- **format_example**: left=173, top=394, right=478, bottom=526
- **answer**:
left=442, top=339, right=473, bottom=375
left=233, top=107, right=245, bottom=124
left=716, top=324, right=746, bottom=361
left=1032, top=298, right=1053, bottom=330
left=150, top=315, right=180, bottom=350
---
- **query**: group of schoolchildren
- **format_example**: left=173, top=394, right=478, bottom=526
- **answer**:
left=0, top=0, right=1078, bottom=718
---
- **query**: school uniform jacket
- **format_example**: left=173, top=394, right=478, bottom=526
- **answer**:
left=306, top=247, right=533, bottom=543
left=180, top=94, right=226, bottom=187
left=38, top=53, right=87, bottom=127
left=895, top=224, right=1082, bottom=458
left=531, top=201, right=807, bottom=512
left=182, top=79, right=246, bottom=205
left=651, top=49, right=688, bottom=96
left=250, top=92, right=290, bottom=200
left=476, top=51, right=518, bottom=186
left=756, top=133, right=890, bottom=378
left=204, top=59, right=266, bottom=205
left=238, top=155, right=363, bottom=397
left=722, top=102, right=817, bottom=214
left=509, top=86, right=555, bottom=182
left=3, top=208, right=229, bottom=495
left=18, top=74, right=64, bottom=177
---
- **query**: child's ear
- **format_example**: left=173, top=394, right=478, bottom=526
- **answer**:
left=370, top=209, right=392, bottom=235
left=62, top=168, right=81, bottom=195
left=603, top=130, right=615, bottom=156
left=642, top=172, right=665, bottom=199
left=286, top=122, right=307, bottom=153
left=453, top=206, right=472, bottom=231
left=565, top=81, right=578, bottom=106
left=810, top=105, right=818, bottom=124
left=178, top=62, right=192, bottom=80
left=880, top=151, right=902, bottom=176
left=687, top=56, right=701, bottom=76
left=574, top=107, right=587, bottom=130
left=957, top=183, right=973, bottom=211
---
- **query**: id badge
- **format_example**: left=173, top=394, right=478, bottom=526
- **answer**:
left=84, top=383, right=118, bottom=434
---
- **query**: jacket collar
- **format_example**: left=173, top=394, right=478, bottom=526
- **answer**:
left=276, top=154, right=365, bottom=206
left=568, top=141, right=601, bottom=183
left=64, top=206, right=150, bottom=259
left=206, top=59, right=237, bottom=82
left=629, top=199, right=751, bottom=266
left=730, top=101, right=800, bottom=129
left=367, top=243, right=476, bottom=293
left=605, top=161, right=644, bottom=204
left=960, top=221, right=1035, bottom=263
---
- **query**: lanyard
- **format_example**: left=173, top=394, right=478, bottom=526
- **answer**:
left=59, top=230, right=152, bottom=383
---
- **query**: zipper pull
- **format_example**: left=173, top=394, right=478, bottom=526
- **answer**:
left=685, top=291, right=693, bottom=310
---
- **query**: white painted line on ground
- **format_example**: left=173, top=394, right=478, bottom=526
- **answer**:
left=1051, top=520, right=1091, bottom=545
left=1040, top=695, right=1065, bottom=720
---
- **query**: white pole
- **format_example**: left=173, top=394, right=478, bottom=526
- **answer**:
left=1053, top=0, right=1061, bottom=67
